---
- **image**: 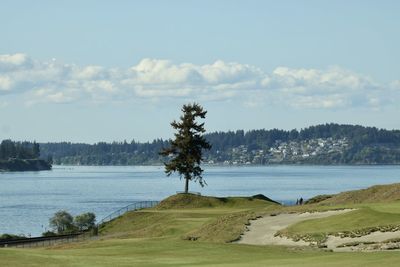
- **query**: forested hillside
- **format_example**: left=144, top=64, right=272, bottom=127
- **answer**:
left=0, top=140, right=52, bottom=171
left=36, top=124, right=400, bottom=165
left=0, top=140, right=41, bottom=160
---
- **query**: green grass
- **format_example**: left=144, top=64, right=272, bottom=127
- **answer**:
left=276, top=183, right=400, bottom=243
left=3, top=238, right=400, bottom=267
left=156, top=193, right=279, bottom=209
left=287, top=208, right=400, bottom=233
left=100, top=209, right=222, bottom=239
left=366, top=201, right=400, bottom=214
left=319, top=183, right=400, bottom=205
left=3, top=191, right=400, bottom=266
left=278, top=206, right=400, bottom=243
left=101, top=194, right=279, bottom=242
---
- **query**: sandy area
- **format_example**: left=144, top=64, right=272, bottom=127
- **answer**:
left=237, top=210, right=353, bottom=246
left=236, top=209, right=400, bottom=251
left=326, top=231, right=400, bottom=251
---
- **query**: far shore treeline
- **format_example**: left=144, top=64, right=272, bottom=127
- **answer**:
left=0, top=140, right=52, bottom=171
left=0, top=139, right=41, bottom=160
left=2, top=123, right=400, bottom=166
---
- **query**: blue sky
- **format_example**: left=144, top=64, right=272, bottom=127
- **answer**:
left=0, top=0, right=399, bottom=143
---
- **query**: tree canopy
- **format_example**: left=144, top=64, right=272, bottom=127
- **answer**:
left=36, top=123, right=400, bottom=165
left=0, top=140, right=41, bottom=160
left=160, top=103, right=211, bottom=193
left=74, top=212, right=96, bottom=231
left=48, top=210, right=96, bottom=234
left=49, top=210, right=74, bottom=234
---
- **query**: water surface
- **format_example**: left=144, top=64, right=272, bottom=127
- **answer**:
left=0, top=165, right=399, bottom=236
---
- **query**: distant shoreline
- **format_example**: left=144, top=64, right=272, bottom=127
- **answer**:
left=51, top=163, right=400, bottom=168
left=0, top=159, right=52, bottom=172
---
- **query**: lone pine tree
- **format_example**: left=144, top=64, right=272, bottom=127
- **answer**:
left=160, top=103, right=211, bottom=193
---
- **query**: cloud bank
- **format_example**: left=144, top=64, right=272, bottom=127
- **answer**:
left=0, top=53, right=398, bottom=109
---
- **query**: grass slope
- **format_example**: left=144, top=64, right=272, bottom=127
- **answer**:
left=278, top=183, right=400, bottom=243
left=101, top=194, right=279, bottom=242
left=279, top=207, right=400, bottom=243
left=3, top=190, right=400, bottom=266
left=3, top=239, right=400, bottom=267
left=156, top=193, right=280, bottom=209
left=319, top=183, right=400, bottom=205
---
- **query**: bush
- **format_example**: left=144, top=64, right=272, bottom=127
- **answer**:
left=41, top=231, right=57, bottom=237
left=0, top=233, right=26, bottom=241
left=48, top=210, right=97, bottom=234
left=74, top=212, right=96, bottom=231
left=49, top=210, right=76, bottom=234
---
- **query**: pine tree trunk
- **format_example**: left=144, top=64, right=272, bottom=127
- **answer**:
left=184, top=177, right=189, bottom=193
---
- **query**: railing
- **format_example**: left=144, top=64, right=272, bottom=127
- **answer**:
left=0, top=233, right=86, bottom=248
left=1, top=200, right=159, bottom=248
left=176, top=191, right=201, bottom=195
left=97, top=200, right=160, bottom=226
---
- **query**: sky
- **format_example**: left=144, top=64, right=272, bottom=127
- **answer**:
left=0, top=0, right=399, bottom=143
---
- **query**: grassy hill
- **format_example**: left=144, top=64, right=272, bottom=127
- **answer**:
left=313, top=183, right=400, bottom=205
left=156, top=193, right=280, bottom=209
left=3, top=188, right=400, bottom=266
left=100, top=194, right=279, bottom=243
left=277, top=183, right=400, bottom=244
left=278, top=207, right=400, bottom=244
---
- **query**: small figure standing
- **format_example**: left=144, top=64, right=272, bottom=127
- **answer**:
left=295, top=199, right=299, bottom=205
left=299, top=197, right=303, bottom=205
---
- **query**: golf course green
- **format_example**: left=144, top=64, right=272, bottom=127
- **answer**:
left=2, top=185, right=400, bottom=266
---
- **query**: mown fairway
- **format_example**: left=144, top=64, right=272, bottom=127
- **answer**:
left=3, top=238, right=400, bottom=267
left=2, top=193, right=400, bottom=266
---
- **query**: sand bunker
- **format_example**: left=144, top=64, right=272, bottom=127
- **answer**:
left=236, top=209, right=400, bottom=251
left=237, top=210, right=352, bottom=247
left=326, top=231, right=400, bottom=251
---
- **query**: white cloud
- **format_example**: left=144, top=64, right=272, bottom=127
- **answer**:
left=199, top=60, right=262, bottom=84
left=266, top=66, right=382, bottom=108
left=0, top=53, right=32, bottom=71
left=46, top=92, right=73, bottom=103
left=290, top=95, right=347, bottom=109
left=74, top=65, right=106, bottom=80
left=0, top=76, right=13, bottom=91
left=131, top=59, right=200, bottom=85
left=28, top=88, right=75, bottom=104
left=0, top=53, right=398, bottom=109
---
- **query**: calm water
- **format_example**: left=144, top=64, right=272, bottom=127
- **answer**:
left=1, top=165, right=399, bottom=236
